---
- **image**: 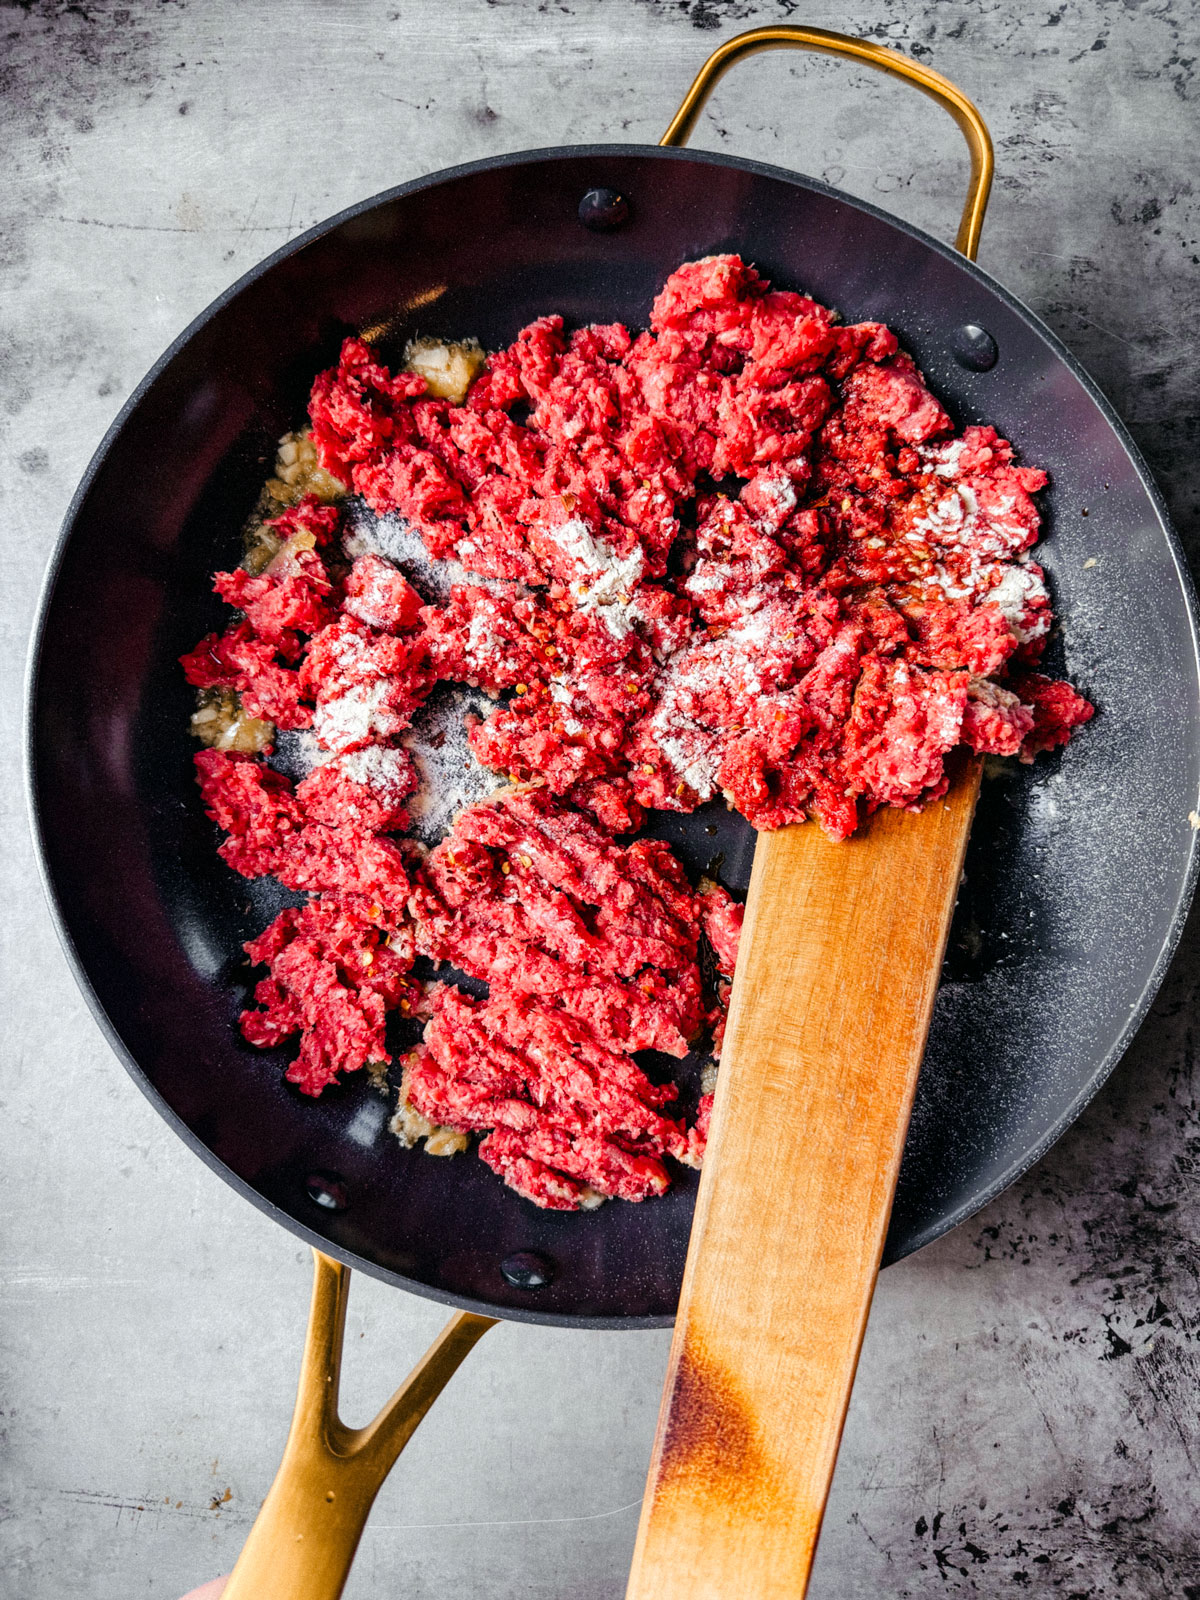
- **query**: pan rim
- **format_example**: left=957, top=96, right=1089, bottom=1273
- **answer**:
left=25, top=142, right=1200, bottom=1328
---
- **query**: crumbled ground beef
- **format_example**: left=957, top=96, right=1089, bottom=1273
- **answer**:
left=413, top=789, right=703, bottom=1056
left=184, top=254, right=1092, bottom=1209
left=241, top=897, right=421, bottom=1097
left=411, top=982, right=697, bottom=1210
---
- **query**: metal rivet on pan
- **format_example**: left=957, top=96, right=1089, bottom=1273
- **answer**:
left=305, top=1171, right=349, bottom=1211
left=578, top=187, right=630, bottom=232
left=950, top=323, right=998, bottom=372
left=500, top=1250, right=554, bottom=1289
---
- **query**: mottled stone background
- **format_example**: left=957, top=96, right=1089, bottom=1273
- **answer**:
left=2, top=1, right=1198, bottom=1595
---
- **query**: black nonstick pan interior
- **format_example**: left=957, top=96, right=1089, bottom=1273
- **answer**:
left=28, top=147, right=1200, bottom=1326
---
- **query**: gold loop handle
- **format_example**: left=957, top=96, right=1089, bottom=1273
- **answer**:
left=221, top=1252, right=495, bottom=1600
left=660, top=25, right=993, bottom=261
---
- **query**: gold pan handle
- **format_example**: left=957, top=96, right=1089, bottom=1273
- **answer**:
left=660, top=24, right=993, bottom=261
left=220, top=1251, right=495, bottom=1600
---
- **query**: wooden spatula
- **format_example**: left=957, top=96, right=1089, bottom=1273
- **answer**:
left=624, top=28, right=995, bottom=1599
left=625, top=754, right=981, bottom=1600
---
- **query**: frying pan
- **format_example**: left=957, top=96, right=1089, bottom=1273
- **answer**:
left=26, top=23, right=1200, bottom=1597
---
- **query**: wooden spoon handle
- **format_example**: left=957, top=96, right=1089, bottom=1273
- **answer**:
left=626, top=756, right=981, bottom=1600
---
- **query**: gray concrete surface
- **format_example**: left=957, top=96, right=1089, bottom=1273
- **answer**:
left=3, top=1, right=1199, bottom=1595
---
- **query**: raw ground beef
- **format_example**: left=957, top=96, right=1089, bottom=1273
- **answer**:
left=411, top=985, right=700, bottom=1211
left=400, top=788, right=722, bottom=1206
left=184, top=254, right=1093, bottom=1210
left=241, top=897, right=421, bottom=1097
left=398, top=792, right=734, bottom=1206
left=413, top=788, right=704, bottom=1056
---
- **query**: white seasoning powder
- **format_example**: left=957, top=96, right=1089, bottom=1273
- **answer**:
left=271, top=728, right=324, bottom=781
left=466, top=602, right=499, bottom=657
left=314, top=681, right=394, bottom=753
left=923, top=438, right=967, bottom=479
left=403, top=684, right=503, bottom=845
left=548, top=518, right=645, bottom=638
left=685, top=564, right=732, bottom=595
left=343, top=558, right=403, bottom=630
left=342, top=502, right=504, bottom=603
left=336, top=744, right=414, bottom=808
left=642, top=602, right=796, bottom=799
left=653, top=722, right=721, bottom=798
left=756, top=471, right=798, bottom=523
left=986, top=563, right=1051, bottom=642
left=329, top=628, right=374, bottom=674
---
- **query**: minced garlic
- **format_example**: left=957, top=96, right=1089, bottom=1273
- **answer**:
left=264, top=428, right=347, bottom=507
left=243, top=429, right=347, bottom=574
left=403, top=337, right=486, bottom=404
left=390, top=1068, right=469, bottom=1156
left=190, top=688, right=274, bottom=753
